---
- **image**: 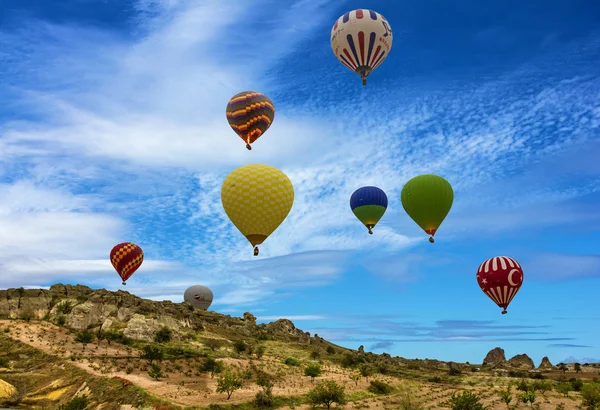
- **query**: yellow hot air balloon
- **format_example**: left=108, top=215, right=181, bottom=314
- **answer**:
left=221, top=164, right=294, bottom=256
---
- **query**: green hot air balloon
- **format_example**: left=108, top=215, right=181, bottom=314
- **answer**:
left=401, top=174, right=454, bottom=243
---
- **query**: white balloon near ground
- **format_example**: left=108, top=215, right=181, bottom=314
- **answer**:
left=183, top=285, right=214, bottom=310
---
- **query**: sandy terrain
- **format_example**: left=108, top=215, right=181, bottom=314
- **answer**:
left=0, top=320, right=593, bottom=409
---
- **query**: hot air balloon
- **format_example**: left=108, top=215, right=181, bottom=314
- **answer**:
left=221, top=164, right=294, bottom=256
left=110, top=242, right=144, bottom=285
left=401, top=174, right=454, bottom=243
left=350, top=186, right=388, bottom=234
left=476, top=256, right=524, bottom=314
left=226, top=91, right=275, bottom=150
left=184, top=285, right=214, bottom=310
left=330, top=9, right=393, bottom=85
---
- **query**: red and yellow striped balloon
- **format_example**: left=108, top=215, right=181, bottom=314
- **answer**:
left=226, top=91, right=275, bottom=150
left=110, top=242, right=144, bottom=285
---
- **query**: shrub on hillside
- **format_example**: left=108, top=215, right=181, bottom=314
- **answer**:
left=284, top=357, right=300, bottom=366
left=368, top=380, right=394, bottom=395
left=444, top=391, right=489, bottom=410
left=154, top=326, right=173, bottom=343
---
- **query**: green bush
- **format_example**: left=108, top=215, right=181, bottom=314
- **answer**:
left=284, top=357, right=300, bottom=366
left=368, top=380, right=394, bottom=395
left=57, top=395, right=88, bottom=410
left=154, top=326, right=173, bottom=343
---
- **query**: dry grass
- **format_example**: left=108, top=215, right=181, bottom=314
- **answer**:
left=1, top=319, right=598, bottom=410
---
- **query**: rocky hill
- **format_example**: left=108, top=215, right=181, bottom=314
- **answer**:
left=0, top=284, right=598, bottom=410
left=0, top=284, right=311, bottom=343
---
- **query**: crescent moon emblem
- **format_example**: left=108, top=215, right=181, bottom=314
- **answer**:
left=508, top=269, right=520, bottom=287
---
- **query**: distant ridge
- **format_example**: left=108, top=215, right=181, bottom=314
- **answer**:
left=562, top=356, right=600, bottom=364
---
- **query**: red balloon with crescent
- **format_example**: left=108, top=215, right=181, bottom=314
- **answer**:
left=476, top=256, right=523, bottom=314
left=110, top=242, right=144, bottom=285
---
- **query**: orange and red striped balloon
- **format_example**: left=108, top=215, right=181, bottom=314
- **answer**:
left=110, top=242, right=144, bottom=285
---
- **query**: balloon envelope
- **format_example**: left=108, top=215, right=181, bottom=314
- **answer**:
left=110, top=243, right=144, bottom=285
left=226, top=91, right=275, bottom=149
left=221, top=164, right=294, bottom=254
left=476, top=256, right=524, bottom=314
left=184, top=285, right=214, bottom=310
left=330, top=9, right=393, bottom=85
left=400, top=174, right=454, bottom=242
left=350, top=186, right=388, bottom=234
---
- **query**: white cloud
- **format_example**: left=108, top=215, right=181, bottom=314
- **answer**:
left=0, top=0, right=599, bottom=308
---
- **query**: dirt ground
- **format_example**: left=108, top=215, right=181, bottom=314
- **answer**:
left=0, top=320, right=593, bottom=409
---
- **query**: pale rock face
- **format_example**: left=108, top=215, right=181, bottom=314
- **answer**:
left=0, top=378, right=17, bottom=398
left=0, top=283, right=312, bottom=344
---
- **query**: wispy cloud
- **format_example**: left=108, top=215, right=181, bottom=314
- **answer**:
left=548, top=344, right=593, bottom=348
left=370, top=341, right=394, bottom=351
left=0, top=0, right=599, bottom=314
left=524, top=253, right=600, bottom=281
left=257, top=315, right=326, bottom=322
left=306, top=318, right=571, bottom=344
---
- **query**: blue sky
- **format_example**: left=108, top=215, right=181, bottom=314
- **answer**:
left=1, top=0, right=599, bottom=365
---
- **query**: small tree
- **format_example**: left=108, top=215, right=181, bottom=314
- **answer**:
left=359, top=364, right=373, bottom=381
left=154, top=326, right=172, bottom=343
left=205, top=339, right=222, bottom=351
left=141, top=345, right=164, bottom=363
left=574, top=363, right=582, bottom=373
left=96, top=329, right=105, bottom=346
left=307, top=380, right=346, bottom=409
left=256, top=345, right=266, bottom=359
left=56, top=315, right=66, bottom=327
left=57, top=395, right=88, bottom=410
left=104, top=329, right=120, bottom=346
left=255, top=371, right=274, bottom=407
left=497, top=385, right=513, bottom=410
left=233, top=340, right=247, bottom=354
left=580, top=382, right=600, bottom=410
left=519, top=391, right=537, bottom=409
left=74, top=330, right=94, bottom=351
left=517, top=379, right=530, bottom=392
left=350, top=373, right=361, bottom=387
left=311, top=350, right=321, bottom=360
left=558, top=363, right=568, bottom=373
left=556, top=382, right=572, bottom=397
left=532, top=380, right=553, bottom=395
left=445, top=391, right=489, bottom=410
left=216, top=370, right=243, bottom=400
left=326, top=345, right=336, bottom=355
left=396, top=383, right=425, bottom=410
left=304, top=363, right=322, bottom=383
left=571, top=378, right=584, bottom=392
left=148, top=363, right=163, bottom=380
left=201, top=357, right=224, bottom=378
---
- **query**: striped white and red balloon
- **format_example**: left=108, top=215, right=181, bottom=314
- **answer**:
left=330, top=9, right=393, bottom=85
left=476, top=256, right=524, bottom=314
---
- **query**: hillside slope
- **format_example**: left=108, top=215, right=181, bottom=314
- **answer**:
left=0, top=284, right=598, bottom=410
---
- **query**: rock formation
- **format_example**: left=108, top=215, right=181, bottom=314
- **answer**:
left=483, top=347, right=506, bottom=368
left=507, top=354, right=535, bottom=369
left=538, top=356, right=553, bottom=369
left=0, top=284, right=311, bottom=344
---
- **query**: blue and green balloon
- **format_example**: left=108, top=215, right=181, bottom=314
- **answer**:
left=350, top=186, right=388, bottom=234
